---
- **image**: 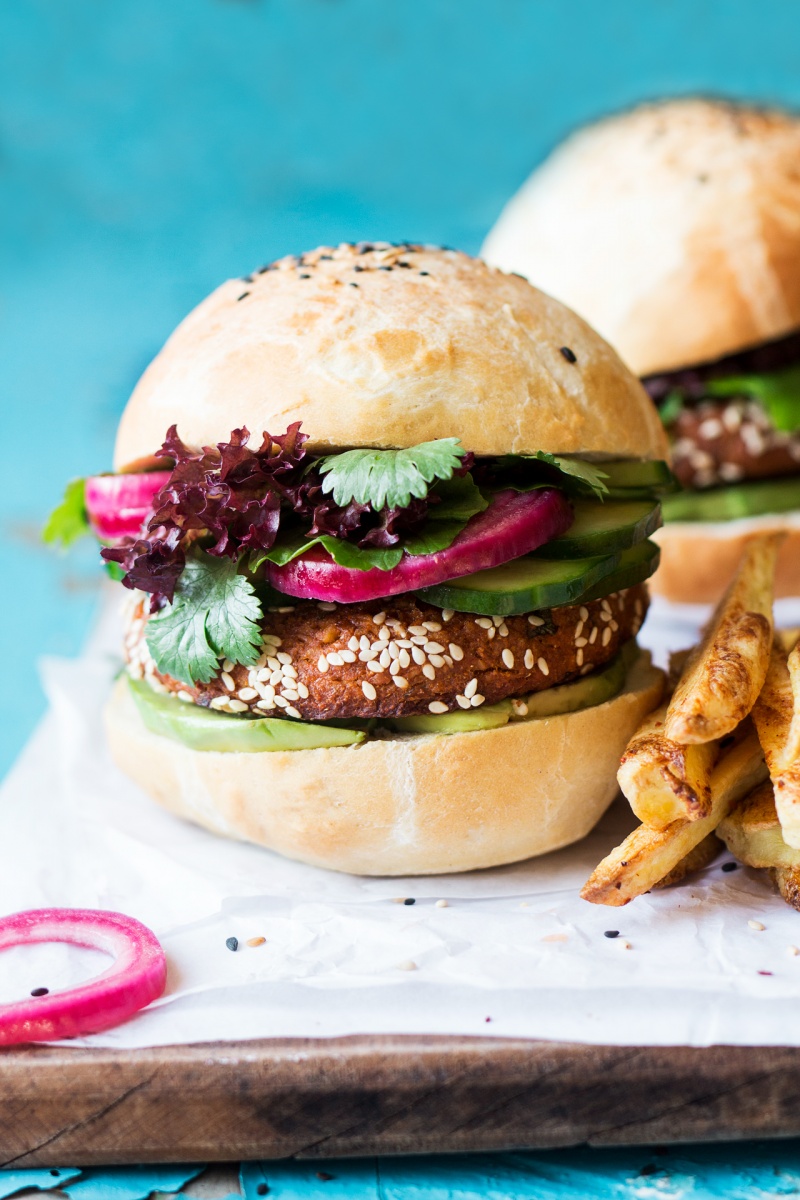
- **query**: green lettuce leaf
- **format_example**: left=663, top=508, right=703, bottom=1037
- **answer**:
left=706, top=365, right=800, bottom=433
left=146, top=552, right=263, bottom=686
left=42, top=478, right=90, bottom=548
left=317, top=438, right=466, bottom=509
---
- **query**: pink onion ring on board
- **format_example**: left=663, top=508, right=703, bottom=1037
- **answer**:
left=0, top=909, right=167, bottom=1044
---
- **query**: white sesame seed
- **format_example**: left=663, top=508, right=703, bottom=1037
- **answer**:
left=524, top=649, right=534, bottom=669
left=228, top=699, right=248, bottom=713
left=348, top=636, right=359, bottom=651
left=528, top=614, right=545, bottom=627
left=379, top=626, right=391, bottom=642
left=601, top=599, right=612, bottom=613
left=464, top=677, right=478, bottom=698
left=435, top=899, right=449, bottom=907
left=499, top=623, right=509, bottom=637
left=487, top=627, right=496, bottom=639
left=372, top=611, right=386, bottom=625
left=379, top=648, right=391, bottom=668
left=221, top=672, right=235, bottom=692
left=600, top=611, right=612, bottom=623
left=442, top=610, right=454, bottom=622
left=297, top=682, right=309, bottom=699
left=362, top=681, right=377, bottom=701
left=257, top=683, right=275, bottom=701
left=253, top=702, right=272, bottom=713
left=399, top=649, right=411, bottom=669
left=422, top=664, right=436, bottom=680
left=748, top=919, right=765, bottom=931
left=284, top=706, right=301, bottom=719
left=429, top=655, right=446, bottom=669
left=449, top=643, right=464, bottom=661
left=367, top=660, right=385, bottom=673
left=317, top=656, right=329, bottom=673
left=389, top=659, right=401, bottom=675
left=492, top=615, right=504, bottom=627
left=579, top=606, right=589, bottom=621
left=209, top=696, right=229, bottom=710
left=277, top=652, right=292, bottom=665
left=262, top=634, right=282, bottom=646
left=580, top=664, right=593, bottom=675
left=475, top=617, right=493, bottom=630
left=412, top=646, right=426, bottom=665
left=574, top=621, right=584, bottom=640
left=388, top=642, right=400, bottom=660
left=281, top=688, right=299, bottom=701
left=317, top=602, right=337, bottom=611
left=340, top=650, right=357, bottom=663
left=273, top=695, right=288, bottom=708
left=424, top=641, right=444, bottom=654
left=393, top=676, right=408, bottom=688
left=238, top=687, right=258, bottom=701
left=267, top=656, right=280, bottom=670
left=222, top=658, right=234, bottom=672
left=395, top=639, right=413, bottom=649
left=470, top=694, right=485, bottom=707
left=575, top=637, right=588, bottom=648
left=576, top=648, right=584, bottom=666
left=538, top=657, right=549, bottom=676
left=408, top=625, right=427, bottom=636
left=282, top=664, right=298, bottom=678
left=385, top=618, right=402, bottom=629
left=360, top=635, right=371, bottom=651
left=511, top=699, right=529, bottom=717
left=589, top=627, right=598, bottom=644
left=456, top=695, right=471, bottom=709
left=422, top=621, right=442, bottom=632
left=502, top=649, right=514, bottom=669
left=429, top=701, right=449, bottom=713
left=602, top=628, right=612, bottom=647
left=326, top=652, right=344, bottom=666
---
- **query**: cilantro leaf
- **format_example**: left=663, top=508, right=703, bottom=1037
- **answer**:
left=318, top=439, right=467, bottom=509
left=658, top=389, right=687, bottom=427
left=42, top=478, right=90, bottom=548
left=524, top=452, right=609, bottom=500
left=706, top=365, right=800, bottom=433
left=146, top=553, right=263, bottom=686
left=259, top=532, right=403, bottom=572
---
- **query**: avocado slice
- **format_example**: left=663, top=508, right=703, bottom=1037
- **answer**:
left=662, top=477, right=800, bottom=523
left=129, top=678, right=366, bottom=751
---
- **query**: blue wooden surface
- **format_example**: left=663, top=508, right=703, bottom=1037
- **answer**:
left=2, top=1, right=800, bottom=1188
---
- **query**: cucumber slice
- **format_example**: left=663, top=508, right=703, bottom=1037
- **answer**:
left=662, top=477, right=800, bottom=522
left=571, top=540, right=660, bottom=604
left=533, top=498, right=662, bottom=559
left=599, top=459, right=676, bottom=493
left=129, top=678, right=366, bottom=752
left=416, top=550, right=621, bottom=616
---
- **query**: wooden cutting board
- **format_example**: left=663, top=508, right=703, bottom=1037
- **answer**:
left=2, top=1036, right=800, bottom=1167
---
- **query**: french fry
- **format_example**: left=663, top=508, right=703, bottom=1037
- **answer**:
left=770, top=867, right=800, bottom=912
left=618, top=703, right=719, bottom=828
left=716, top=783, right=800, bottom=912
left=652, top=834, right=721, bottom=888
left=752, top=643, right=800, bottom=849
left=664, top=535, right=780, bottom=744
left=581, top=732, right=767, bottom=906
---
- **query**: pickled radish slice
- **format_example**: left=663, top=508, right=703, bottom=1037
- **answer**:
left=0, top=909, right=166, bottom=1044
left=267, top=487, right=573, bottom=603
left=85, top=472, right=170, bottom=543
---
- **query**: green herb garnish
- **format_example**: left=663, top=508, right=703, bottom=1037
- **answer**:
left=317, top=438, right=467, bottom=510
left=706, top=365, right=800, bottom=434
left=42, top=478, right=90, bottom=548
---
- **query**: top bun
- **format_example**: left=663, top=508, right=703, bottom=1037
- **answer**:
left=114, top=243, right=666, bottom=468
left=482, top=100, right=800, bottom=376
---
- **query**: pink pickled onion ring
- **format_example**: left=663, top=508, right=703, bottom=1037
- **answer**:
left=0, top=909, right=166, bottom=1045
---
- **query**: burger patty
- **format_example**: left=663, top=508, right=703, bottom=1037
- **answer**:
left=125, top=586, right=648, bottom=721
left=670, top=398, right=800, bottom=490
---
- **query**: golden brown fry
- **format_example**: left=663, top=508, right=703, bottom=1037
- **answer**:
left=752, top=644, right=800, bottom=849
left=652, top=834, right=721, bottom=889
left=717, top=780, right=800, bottom=868
left=664, top=535, right=780, bottom=744
left=770, top=867, right=800, bottom=912
left=618, top=703, right=719, bottom=828
left=581, top=732, right=767, bottom=906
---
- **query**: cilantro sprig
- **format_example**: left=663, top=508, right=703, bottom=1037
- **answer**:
left=146, top=552, right=263, bottom=687
left=317, top=438, right=467, bottom=510
left=42, top=478, right=90, bottom=549
left=706, top=365, right=800, bottom=434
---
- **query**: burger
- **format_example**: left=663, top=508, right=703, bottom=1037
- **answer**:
left=45, top=243, right=666, bottom=875
left=482, top=99, right=800, bottom=605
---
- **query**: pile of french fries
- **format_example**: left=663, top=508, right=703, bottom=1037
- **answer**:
left=582, top=533, right=800, bottom=912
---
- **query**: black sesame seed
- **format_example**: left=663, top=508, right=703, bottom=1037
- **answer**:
left=419, top=270, right=429, bottom=276
left=236, top=292, right=250, bottom=302
left=31, top=987, right=49, bottom=997
left=226, top=936, right=239, bottom=952
left=298, top=273, right=311, bottom=279
left=357, top=243, right=374, bottom=254
left=560, top=346, right=577, bottom=363
left=353, top=265, right=363, bottom=272
left=403, top=898, right=416, bottom=906
left=50, top=1171, right=60, bottom=1177
left=604, top=930, right=620, bottom=939
left=241, top=275, right=254, bottom=283
left=319, top=254, right=333, bottom=261
left=256, top=1185, right=269, bottom=1196
left=721, top=862, right=738, bottom=872
left=378, top=265, right=393, bottom=271
left=349, top=282, right=359, bottom=288
left=397, top=261, right=412, bottom=267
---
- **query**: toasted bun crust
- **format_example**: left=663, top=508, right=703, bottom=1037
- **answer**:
left=104, top=652, right=663, bottom=876
left=114, top=243, right=666, bottom=468
left=653, top=515, right=800, bottom=604
left=482, top=100, right=800, bottom=376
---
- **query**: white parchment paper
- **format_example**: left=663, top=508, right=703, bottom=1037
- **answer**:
left=5, top=589, right=800, bottom=1049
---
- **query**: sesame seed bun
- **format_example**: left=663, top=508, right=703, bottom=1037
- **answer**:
left=113, top=243, right=666, bottom=467
left=482, top=99, right=800, bottom=377
left=104, top=649, right=663, bottom=877
left=652, top=516, right=800, bottom=605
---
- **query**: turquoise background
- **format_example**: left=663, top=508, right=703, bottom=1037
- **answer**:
left=3, top=0, right=800, bottom=776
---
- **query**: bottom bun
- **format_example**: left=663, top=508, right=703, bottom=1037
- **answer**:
left=104, top=651, right=663, bottom=876
left=653, top=514, right=800, bottom=605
